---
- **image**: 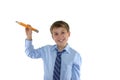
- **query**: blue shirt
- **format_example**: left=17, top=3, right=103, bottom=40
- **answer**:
left=25, top=39, right=82, bottom=80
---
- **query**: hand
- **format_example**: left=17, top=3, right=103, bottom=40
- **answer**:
left=25, top=24, right=32, bottom=40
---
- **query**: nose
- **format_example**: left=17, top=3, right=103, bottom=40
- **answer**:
left=58, top=34, right=64, bottom=39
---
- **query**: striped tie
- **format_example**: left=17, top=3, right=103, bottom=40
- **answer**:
left=53, top=52, right=62, bottom=80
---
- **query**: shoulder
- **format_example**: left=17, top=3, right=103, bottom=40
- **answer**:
left=69, top=47, right=82, bottom=65
left=68, top=46, right=80, bottom=55
left=68, top=46, right=81, bottom=60
left=67, top=47, right=82, bottom=67
left=40, top=44, right=56, bottom=50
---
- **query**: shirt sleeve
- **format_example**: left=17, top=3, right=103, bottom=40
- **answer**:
left=71, top=53, right=82, bottom=80
left=25, top=39, right=45, bottom=59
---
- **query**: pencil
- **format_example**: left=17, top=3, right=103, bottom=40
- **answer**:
left=16, top=21, right=39, bottom=33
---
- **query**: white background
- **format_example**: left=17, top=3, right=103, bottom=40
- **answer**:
left=0, top=0, right=120, bottom=80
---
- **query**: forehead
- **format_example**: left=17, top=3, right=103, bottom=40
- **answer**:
left=52, top=27, right=67, bottom=32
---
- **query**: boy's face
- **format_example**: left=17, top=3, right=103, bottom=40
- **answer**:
left=52, top=27, right=70, bottom=49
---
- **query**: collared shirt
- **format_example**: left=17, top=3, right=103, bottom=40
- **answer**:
left=25, top=39, right=82, bottom=80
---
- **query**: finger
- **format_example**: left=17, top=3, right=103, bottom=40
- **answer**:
left=27, top=24, right=32, bottom=28
left=25, top=28, right=29, bottom=31
left=27, top=24, right=31, bottom=26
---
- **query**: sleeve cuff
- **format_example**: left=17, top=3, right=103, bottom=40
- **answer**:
left=25, top=39, right=32, bottom=47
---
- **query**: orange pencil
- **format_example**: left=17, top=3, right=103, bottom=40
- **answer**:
left=16, top=21, right=39, bottom=33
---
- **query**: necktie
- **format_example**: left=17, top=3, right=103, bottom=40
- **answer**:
left=53, top=52, right=62, bottom=80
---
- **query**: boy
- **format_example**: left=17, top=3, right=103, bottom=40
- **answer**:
left=25, top=20, right=82, bottom=80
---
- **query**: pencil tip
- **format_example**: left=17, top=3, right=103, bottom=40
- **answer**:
left=16, top=21, right=18, bottom=23
left=34, top=30, right=39, bottom=33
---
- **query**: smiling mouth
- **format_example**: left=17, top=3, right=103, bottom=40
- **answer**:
left=58, top=39, right=65, bottom=42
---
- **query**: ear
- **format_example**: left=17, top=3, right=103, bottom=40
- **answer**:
left=68, top=31, right=70, bottom=37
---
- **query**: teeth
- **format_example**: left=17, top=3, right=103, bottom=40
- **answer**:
left=59, top=40, right=63, bottom=42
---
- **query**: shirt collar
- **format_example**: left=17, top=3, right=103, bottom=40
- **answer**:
left=52, top=44, right=70, bottom=54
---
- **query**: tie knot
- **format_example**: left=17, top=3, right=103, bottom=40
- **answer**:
left=57, top=52, right=62, bottom=56
left=57, top=50, right=65, bottom=56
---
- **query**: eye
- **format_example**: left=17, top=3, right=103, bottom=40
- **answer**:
left=54, top=33, right=58, bottom=36
left=61, top=32, right=65, bottom=34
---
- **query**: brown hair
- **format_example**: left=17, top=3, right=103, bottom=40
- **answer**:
left=50, top=20, right=70, bottom=34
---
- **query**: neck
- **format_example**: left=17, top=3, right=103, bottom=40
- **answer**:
left=57, top=43, right=67, bottom=52
left=58, top=47, right=64, bottom=52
